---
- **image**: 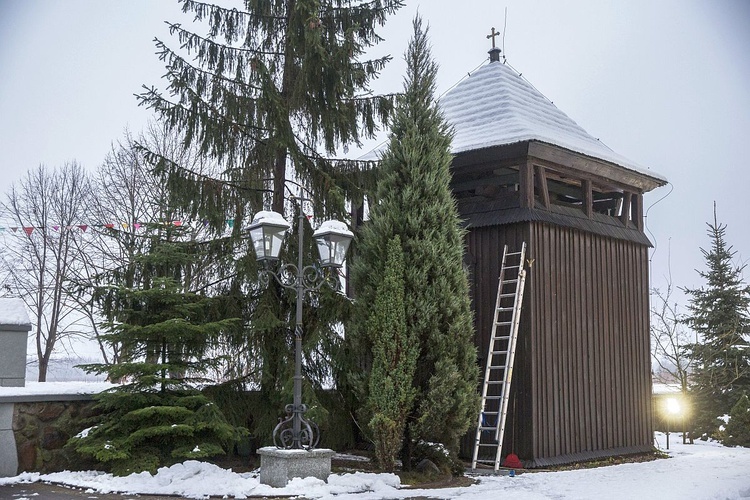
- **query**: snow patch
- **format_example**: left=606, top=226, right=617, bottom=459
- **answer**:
left=249, top=210, right=290, bottom=229
left=0, top=381, right=114, bottom=398
left=74, top=426, right=96, bottom=439
left=0, top=297, right=30, bottom=325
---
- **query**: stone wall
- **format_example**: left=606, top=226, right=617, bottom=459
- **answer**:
left=12, top=399, right=97, bottom=473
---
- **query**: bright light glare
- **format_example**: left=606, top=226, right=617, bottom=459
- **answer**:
left=666, top=397, right=681, bottom=415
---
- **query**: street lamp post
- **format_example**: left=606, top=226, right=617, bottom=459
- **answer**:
left=248, top=202, right=352, bottom=450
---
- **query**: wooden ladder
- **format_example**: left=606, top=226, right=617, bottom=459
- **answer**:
left=471, top=242, right=527, bottom=471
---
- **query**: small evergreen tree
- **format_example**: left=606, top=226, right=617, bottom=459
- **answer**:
left=348, top=17, right=479, bottom=470
left=366, top=235, right=417, bottom=471
left=70, top=225, right=242, bottom=475
left=684, top=206, right=750, bottom=441
left=724, top=393, right=750, bottom=447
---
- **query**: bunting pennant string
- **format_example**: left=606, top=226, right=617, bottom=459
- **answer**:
left=0, top=219, right=239, bottom=235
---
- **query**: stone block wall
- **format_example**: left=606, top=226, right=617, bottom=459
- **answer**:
left=11, top=399, right=97, bottom=474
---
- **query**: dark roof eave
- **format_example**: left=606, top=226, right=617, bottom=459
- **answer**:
left=528, top=141, right=667, bottom=193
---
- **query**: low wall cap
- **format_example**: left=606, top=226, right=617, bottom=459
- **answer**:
left=0, top=298, right=30, bottom=326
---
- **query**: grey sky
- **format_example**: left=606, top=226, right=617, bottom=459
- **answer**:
left=1, top=0, right=749, bottom=308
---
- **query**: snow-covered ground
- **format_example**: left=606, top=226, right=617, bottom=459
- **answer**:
left=1, top=433, right=748, bottom=499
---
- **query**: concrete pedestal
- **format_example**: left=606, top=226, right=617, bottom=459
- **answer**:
left=258, top=446, right=334, bottom=487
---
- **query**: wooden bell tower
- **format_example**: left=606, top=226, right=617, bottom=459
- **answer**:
left=442, top=45, right=667, bottom=467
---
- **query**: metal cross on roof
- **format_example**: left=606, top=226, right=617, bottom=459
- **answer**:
left=487, top=27, right=500, bottom=49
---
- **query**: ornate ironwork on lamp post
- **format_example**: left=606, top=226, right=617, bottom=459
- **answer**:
left=248, top=201, right=353, bottom=450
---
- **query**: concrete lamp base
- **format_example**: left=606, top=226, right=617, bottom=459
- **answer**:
left=258, top=446, right=335, bottom=487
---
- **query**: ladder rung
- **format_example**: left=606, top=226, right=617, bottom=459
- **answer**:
left=494, top=321, right=512, bottom=326
left=489, top=350, right=509, bottom=355
left=501, top=279, right=518, bottom=284
left=499, top=293, right=516, bottom=298
left=505, top=251, right=523, bottom=256
left=496, top=307, right=515, bottom=312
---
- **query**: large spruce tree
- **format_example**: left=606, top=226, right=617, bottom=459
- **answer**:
left=138, top=0, right=402, bottom=217
left=135, top=0, right=403, bottom=442
left=348, top=17, right=479, bottom=469
left=684, top=207, right=750, bottom=440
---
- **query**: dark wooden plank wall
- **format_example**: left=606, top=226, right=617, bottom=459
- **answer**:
left=466, top=223, right=534, bottom=459
left=465, top=221, right=653, bottom=463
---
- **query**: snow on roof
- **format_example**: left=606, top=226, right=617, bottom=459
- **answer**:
left=438, top=61, right=667, bottom=183
left=0, top=298, right=30, bottom=326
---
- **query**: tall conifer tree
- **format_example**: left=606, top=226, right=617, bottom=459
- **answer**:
left=348, top=17, right=479, bottom=469
left=684, top=207, right=750, bottom=440
left=136, top=0, right=403, bottom=441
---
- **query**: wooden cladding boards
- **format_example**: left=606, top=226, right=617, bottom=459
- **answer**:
left=467, top=223, right=534, bottom=459
left=527, top=222, right=653, bottom=460
left=466, top=222, right=653, bottom=464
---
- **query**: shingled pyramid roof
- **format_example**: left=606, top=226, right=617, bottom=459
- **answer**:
left=439, top=60, right=666, bottom=184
